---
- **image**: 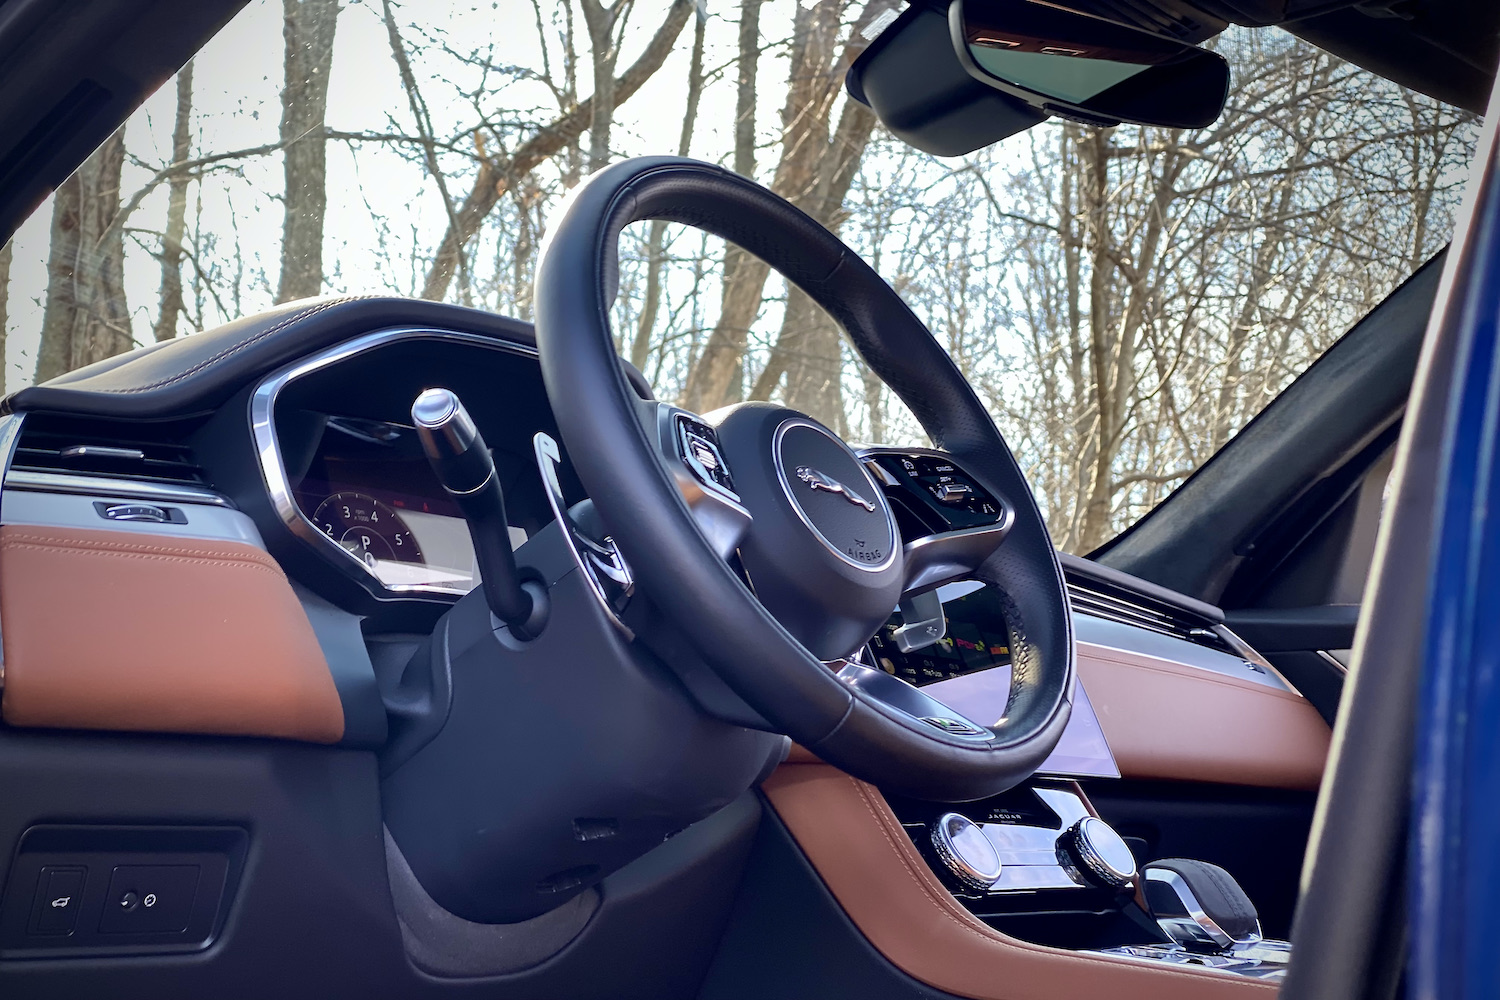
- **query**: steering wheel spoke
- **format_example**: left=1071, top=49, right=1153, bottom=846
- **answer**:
left=637, top=399, right=753, bottom=561
left=901, top=507, right=1016, bottom=595
left=829, top=657, right=995, bottom=742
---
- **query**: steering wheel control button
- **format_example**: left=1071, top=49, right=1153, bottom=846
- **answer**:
left=1062, top=816, right=1138, bottom=889
left=930, top=813, right=1003, bottom=891
left=674, top=414, right=739, bottom=501
left=866, top=450, right=1005, bottom=528
left=28, top=866, right=86, bottom=936
left=97, top=865, right=200, bottom=935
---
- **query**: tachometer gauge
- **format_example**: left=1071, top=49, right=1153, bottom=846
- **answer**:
left=312, top=492, right=424, bottom=569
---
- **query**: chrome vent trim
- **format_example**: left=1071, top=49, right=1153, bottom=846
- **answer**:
left=2, top=470, right=232, bottom=508
left=10, top=415, right=208, bottom=488
left=1066, top=580, right=1236, bottom=655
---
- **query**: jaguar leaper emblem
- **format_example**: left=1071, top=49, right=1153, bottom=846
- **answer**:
left=795, top=466, right=876, bottom=512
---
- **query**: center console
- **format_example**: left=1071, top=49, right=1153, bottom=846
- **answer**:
left=884, top=780, right=1292, bottom=982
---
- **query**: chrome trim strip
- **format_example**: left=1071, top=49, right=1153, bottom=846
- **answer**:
left=2, top=470, right=234, bottom=508
left=249, top=326, right=536, bottom=598
left=0, top=412, right=27, bottom=487
left=1, top=490, right=266, bottom=548
left=1073, top=614, right=1292, bottom=692
left=774, top=418, right=898, bottom=573
left=1318, top=648, right=1351, bottom=671
left=0, top=411, right=21, bottom=689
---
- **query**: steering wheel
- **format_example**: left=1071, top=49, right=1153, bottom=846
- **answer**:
left=534, top=157, right=1073, bottom=801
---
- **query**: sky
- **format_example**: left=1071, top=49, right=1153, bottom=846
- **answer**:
left=1, top=0, right=809, bottom=392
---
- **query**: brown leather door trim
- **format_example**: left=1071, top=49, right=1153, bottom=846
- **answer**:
left=1078, top=639, right=1330, bottom=789
left=0, top=525, right=344, bottom=743
left=763, top=763, right=1277, bottom=1000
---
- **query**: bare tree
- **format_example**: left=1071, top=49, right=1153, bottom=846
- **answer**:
left=153, top=62, right=194, bottom=341
left=276, top=0, right=341, bottom=304
left=681, top=0, right=892, bottom=424
left=420, top=0, right=693, bottom=302
left=629, top=7, right=706, bottom=370
left=578, top=0, right=634, bottom=172
left=35, top=129, right=133, bottom=384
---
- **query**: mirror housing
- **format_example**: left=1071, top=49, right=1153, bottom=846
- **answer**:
left=951, top=0, right=1229, bottom=128
left=847, top=3, right=1046, bottom=157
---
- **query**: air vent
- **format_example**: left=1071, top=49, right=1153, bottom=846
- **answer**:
left=9, top=414, right=208, bottom=488
left=1066, top=578, right=1236, bottom=655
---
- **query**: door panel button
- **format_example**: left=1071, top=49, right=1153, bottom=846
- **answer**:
left=98, top=865, right=199, bottom=934
left=28, top=866, right=86, bottom=936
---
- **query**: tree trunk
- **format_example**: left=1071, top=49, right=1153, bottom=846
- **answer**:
left=747, top=37, right=885, bottom=420
left=733, top=0, right=764, bottom=179
left=1077, top=126, right=1118, bottom=552
left=275, top=0, right=340, bottom=304
left=153, top=62, right=194, bottom=342
left=579, top=0, right=624, bottom=173
left=630, top=9, right=706, bottom=371
left=421, top=0, right=693, bottom=303
left=682, top=0, right=892, bottom=414
left=36, top=129, right=133, bottom=384
left=677, top=0, right=767, bottom=410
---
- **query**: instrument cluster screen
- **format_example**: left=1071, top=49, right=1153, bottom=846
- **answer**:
left=869, top=580, right=1119, bottom=779
left=869, top=582, right=1014, bottom=686
left=290, top=415, right=521, bottom=593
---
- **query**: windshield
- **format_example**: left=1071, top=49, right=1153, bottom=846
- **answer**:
left=0, top=0, right=1477, bottom=553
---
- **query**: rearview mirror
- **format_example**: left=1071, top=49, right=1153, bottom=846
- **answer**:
left=951, top=0, right=1229, bottom=129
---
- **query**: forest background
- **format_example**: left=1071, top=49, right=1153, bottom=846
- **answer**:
left=0, top=0, right=1478, bottom=551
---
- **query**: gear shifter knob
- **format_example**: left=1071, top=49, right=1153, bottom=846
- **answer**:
left=1143, top=859, right=1262, bottom=952
left=412, top=387, right=546, bottom=638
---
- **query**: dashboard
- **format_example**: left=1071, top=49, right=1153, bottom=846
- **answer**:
left=240, top=329, right=1292, bottom=785
left=0, top=317, right=1312, bottom=793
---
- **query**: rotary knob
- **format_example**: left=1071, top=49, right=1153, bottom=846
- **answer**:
left=1062, top=816, right=1137, bottom=889
left=930, top=812, right=1003, bottom=891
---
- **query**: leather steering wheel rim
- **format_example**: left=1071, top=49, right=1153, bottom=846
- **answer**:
left=534, top=156, right=1074, bottom=801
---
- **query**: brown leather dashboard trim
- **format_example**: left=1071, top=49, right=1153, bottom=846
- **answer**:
left=763, top=763, right=1277, bottom=1000
left=1077, top=639, right=1330, bottom=790
left=0, top=525, right=344, bottom=743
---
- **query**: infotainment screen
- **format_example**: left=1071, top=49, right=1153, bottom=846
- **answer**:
left=867, top=581, right=1119, bottom=779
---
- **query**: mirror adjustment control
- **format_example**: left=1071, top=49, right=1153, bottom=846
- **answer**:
left=98, top=865, right=200, bottom=934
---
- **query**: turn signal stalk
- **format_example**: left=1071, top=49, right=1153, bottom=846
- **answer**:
left=411, top=387, right=547, bottom=638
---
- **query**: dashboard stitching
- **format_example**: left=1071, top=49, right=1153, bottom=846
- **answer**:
left=87, top=297, right=366, bottom=394
left=0, top=544, right=284, bottom=578
left=1079, top=642, right=1311, bottom=702
left=0, top=535, right=285, bottom=576
left=841, top=771, right=1278, bottom=989
left=848, top=775, right=1007, bottom=946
